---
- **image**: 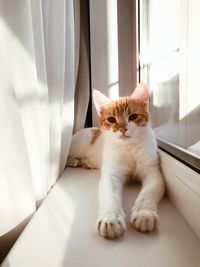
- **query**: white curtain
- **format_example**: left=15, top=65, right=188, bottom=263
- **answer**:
left=0, top=0, right=89, bottom=260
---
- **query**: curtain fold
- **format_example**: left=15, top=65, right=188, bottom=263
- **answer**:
left=73, top=0, right=90, bottom=132
left=0, top=0, right=89, bottom=261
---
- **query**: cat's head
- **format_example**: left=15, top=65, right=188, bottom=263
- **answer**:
left=93, top=83, right=150, bottom=144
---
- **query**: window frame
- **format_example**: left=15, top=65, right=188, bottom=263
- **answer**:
left=137, top=0, right=200, bottom=174
left=157, top=138, right=200, bottom=174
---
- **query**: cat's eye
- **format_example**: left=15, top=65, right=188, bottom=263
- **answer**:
left=107, top=116, right=116, bottom=123
left=129, top=114, right=139, bottom=121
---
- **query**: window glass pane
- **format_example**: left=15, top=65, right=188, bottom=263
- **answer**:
left=140, top=0, right=200, bottom=159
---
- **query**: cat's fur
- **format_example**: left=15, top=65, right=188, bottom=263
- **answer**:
left=67, top=83, right=165, bottom=239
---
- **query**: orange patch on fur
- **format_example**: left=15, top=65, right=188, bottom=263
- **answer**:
left=99, top=97, right=149, bottom=131
left=90, top=128, right=101, bottom=145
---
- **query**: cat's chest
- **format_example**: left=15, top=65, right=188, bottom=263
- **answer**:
left=108, top=143, right=144, bottom=174
left=103, top=141, right=147, bottom=171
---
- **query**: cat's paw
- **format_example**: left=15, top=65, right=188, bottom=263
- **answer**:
left=130, top=208, right=159, bottom=232
left=96, top=212, right=126, bottom=239
left=67, top=157, right=81, bottom=168
left=80, top=158, right=97, bottom=169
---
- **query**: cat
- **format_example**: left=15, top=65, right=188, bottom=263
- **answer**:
left=67, top=83, right=165, bottom=239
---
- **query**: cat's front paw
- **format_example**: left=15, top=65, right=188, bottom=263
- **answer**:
left=96, top=212, right=126, bottom=239
left=67, top=157, right=81, bottom=168
left=130, top=208, right=159, bottom=232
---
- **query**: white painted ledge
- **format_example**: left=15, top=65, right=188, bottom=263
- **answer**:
left=2, top=168, right=200, bottom=267
left=159, top=150, right=200, bottom=239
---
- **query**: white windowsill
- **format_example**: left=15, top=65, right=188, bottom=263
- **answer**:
left=2, top=166, right=200, bottom=267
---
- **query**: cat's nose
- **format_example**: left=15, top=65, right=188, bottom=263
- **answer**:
left=120, top=128, right=127, bottom=135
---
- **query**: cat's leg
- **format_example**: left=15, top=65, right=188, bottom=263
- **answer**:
left=130, top=169, right=164, bottom=232
left=67, top=157, right=97, bottom=169
left=67, top=128, right=101, bottom=169
left=67, top=157, right=81, bottom=167
left=80, top=158, right=97, bottom=169
left=96, top=172, right=126, bottom=239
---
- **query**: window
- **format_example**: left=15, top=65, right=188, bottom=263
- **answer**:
left=139, top=0, right=200, bottom=172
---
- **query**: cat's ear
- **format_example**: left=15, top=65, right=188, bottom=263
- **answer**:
left=131, top=83, right=149, bottom=107
left=93, top=89, right=111, bottom=115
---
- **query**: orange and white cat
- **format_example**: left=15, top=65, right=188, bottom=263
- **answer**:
left=67, top=83, right=165, bottom=239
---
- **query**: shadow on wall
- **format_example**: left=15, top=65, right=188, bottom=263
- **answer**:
left=150, top=75, right=179, bottom=128
left=151, top=75, right=200, bottom=149
left=181, top=104, right=200, bottom=149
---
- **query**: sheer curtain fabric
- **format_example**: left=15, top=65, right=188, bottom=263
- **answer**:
left=0, top=0, right=88, bottom=253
